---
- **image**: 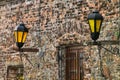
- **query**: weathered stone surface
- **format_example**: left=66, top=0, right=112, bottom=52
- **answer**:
left=0, top=0, right=119, bottom=79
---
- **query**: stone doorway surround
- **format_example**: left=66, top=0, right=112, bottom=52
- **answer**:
left=5, top=53, right=24, bottom=80
left=56, top=32, right=91, bottom=80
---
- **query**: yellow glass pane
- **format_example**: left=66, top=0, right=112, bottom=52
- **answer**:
left=96, top=20, right=101, bottom=32
left=14, top=32, right=17, bottom=42
left=18, top=32, right=23, bottom=43
left=89, top=20, right=94, bottom=32
left=22, top=32, right=28, bottom=43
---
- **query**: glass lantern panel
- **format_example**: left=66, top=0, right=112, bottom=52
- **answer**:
left=14, top=31, right=17, bottom=42
left=18, top=31, right=23, bottom=43
left=96, top=20, right=101, bottom=32
left=89, top=20, right=94, bottom=32
left=22, top=32, right=28, bottom=43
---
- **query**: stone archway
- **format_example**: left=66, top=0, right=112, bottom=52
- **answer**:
left=56, top=32, right=91, bottom=80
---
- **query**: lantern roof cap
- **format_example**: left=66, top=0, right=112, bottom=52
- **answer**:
left=14, top=23, right=28, bottom=32
left=88, top=10, right=103, bottom=20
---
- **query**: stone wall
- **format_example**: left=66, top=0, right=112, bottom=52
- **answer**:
left=0, top=0, right=119, bottom=80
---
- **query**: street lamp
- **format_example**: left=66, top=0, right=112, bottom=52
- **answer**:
left=88, top=10, right=103, bottom=42
left=14, top=23, right=28, bottom=50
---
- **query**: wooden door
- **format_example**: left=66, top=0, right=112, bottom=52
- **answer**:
left=66, top=47, right=84, bottom=80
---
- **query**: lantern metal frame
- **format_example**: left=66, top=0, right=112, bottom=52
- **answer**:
left=88, top=10, right=103, bottom=42
left=14, top=23, right=28, bottom=50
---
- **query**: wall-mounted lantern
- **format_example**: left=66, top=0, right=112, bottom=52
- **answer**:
left=14, top=23, right=28, bottom=50
left=88, top=10, right=103, bottom=42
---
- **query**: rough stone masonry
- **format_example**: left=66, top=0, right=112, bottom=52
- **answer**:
left=0, top=0, right=119, bottom=80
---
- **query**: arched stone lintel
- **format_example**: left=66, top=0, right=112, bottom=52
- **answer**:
left=56, top=32, right=86, bottom=46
